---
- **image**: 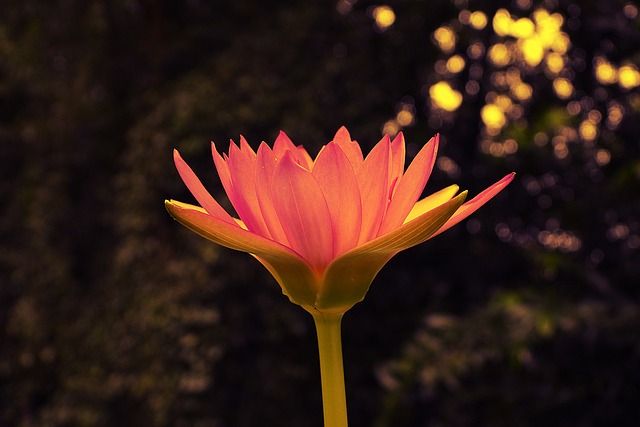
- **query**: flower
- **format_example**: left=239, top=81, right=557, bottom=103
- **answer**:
left=165, top=127, right=514, bottom=315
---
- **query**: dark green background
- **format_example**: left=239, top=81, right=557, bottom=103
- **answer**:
left=1, top=0, right=639, bottom=426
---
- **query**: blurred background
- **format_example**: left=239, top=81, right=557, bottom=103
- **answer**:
left=1, top=0, right=639, bottom=426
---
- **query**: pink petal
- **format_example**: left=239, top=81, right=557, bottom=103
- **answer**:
left=165, top=200, right=319, bottom=308
left=271, top=151, right=334, bottom=271
left=173, top=149, right=236, bottom=224
left=273, top=131, right=313, bottom=170
left=332, top=126, right=364, bottom=170
left=434, top=172, right=516, bottom=237
left=356, top=135, right=391, bottom=243
left=211, top=141, right=235, bottom=202
left=312, top=141, right=363, bottom=256
left=224, top=137, right=272, bottom=238
left=294, top=146, right=314, bottom=170
left=389, top=132, right=406, bottom=198
left=378, top=135, right=439, bottom=235
left=255, top=142, right=290, bottom=245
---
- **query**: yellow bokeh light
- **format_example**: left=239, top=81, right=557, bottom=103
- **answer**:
left=494, top=94, right=512, bottom=111
left=429, top=81, right=463, bottom=112
left=579, top=120, right=598, bottom=141
left=469, top=11, right=488, bottom=29
left=595, top=58, right=618, bottom=84
left=545, top=52, right=565, bottom=74
left=488, top=7, right=570, bottom=71
left=446, top=55, right=466, bottom=73
left=618, top=65, right=640, bottom=89
left=520, top=37, right=545, bottom=66
left=553, top=78, right=574, bottom=99
left=551, top=33, right=571, bottom=54
left=382, top=120, right=400, bottom=136
left=373, top=6, right=396, bottom=30
left=434, top=26, right=457, bottom=53
left=533, top=9, right=563, bottom=31
left=512, top=82, right=533, bottom=101
left=493, top=9, right=513, bottom=37
left=511, top=18, right=535, bottom=38
left=488, top=43, right=512, bottom=67
left=481, top=103, right=507, bottom=130
left=396, top=109, right=414, bottom=126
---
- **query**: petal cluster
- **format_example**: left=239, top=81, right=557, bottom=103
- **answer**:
left=166, top=127, right=514, bottom=314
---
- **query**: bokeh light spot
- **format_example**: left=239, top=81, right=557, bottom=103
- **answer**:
left=481, top=104, right=507, bottom=130
left=553, top=78, right=574, bottom=99
left=595, top=57, right=618, bottom=85
left=545, top=52, right=565, bottom=74
left=372, top=5, right=396, bottom=30
left=520, top=37, right=545, bottom=66
left=469, top=11, right=488, bottom=29
left=618, top=64, right=640, bottom=89
left=488, top=43, right=512, bottom=67
left=429, top=81, right=463, bottom=111
left=579, top=120, right=598, bottom=141
left=434, top=26, right=457, bottom=53
left=446, top=55, right=466, bottom=74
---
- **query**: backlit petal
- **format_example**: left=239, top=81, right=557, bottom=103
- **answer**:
left=356, top=135, right=390, bottom=243
left=165, top=199, right=319, bottom=308
left=225, top=137, right=271, bottom=238
left=404, top=184, right=459, bottom=223
left=271, top=152, right=334, bottom=270
left=332, top=126, right=364, bottom=170
left=274, top=131, right=313, bottom=169
left=378, top=135, right=439, bottom=235
left=389, top=132, right=406, bottom=197
left=255, top=142, right=290, bottom=245
left=434, top=173, right=516, bottom=237
left=312, top=142, right=362, bottom=256
left=316, top=192, right=467, bottom=312
left=173, top=149, right=236, bottom=224
left=211, top=141, right=234, bottom=202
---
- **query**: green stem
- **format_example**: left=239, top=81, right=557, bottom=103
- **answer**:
left=312, top=311, right=348, bottom=427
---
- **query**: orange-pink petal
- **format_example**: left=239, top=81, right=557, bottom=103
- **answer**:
left=434, top=172, right=516, bottom=237
left=224, top=137, right=272, bottom=238
left=378, top=135, right=439, bottom=235
left=332, top=126, right=364, bottom=170
left=356, top=135, right=391, bottom=243
left=273, top=131, right=313, bottom=169
left=165, top=199, right=319, bottom=308
left=173, top=149, right=236, bottom=224
left=388, top=132, right=406, bottom=198
left=271, top=151, right=334, bottom=270
left=312, top=141, right=363, bottom=256
left=211, top=141, right=234, bottom=200
left=255, top=142, right=290, bottom=245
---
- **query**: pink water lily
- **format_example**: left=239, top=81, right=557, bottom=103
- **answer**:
left=165, top=126, right=514, bottom=315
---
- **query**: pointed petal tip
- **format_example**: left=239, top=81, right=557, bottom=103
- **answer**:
left=333, top=125, right=351, bottom=140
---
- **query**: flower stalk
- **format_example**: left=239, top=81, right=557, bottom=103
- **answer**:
left=312, top=311, right=348, bottom=427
